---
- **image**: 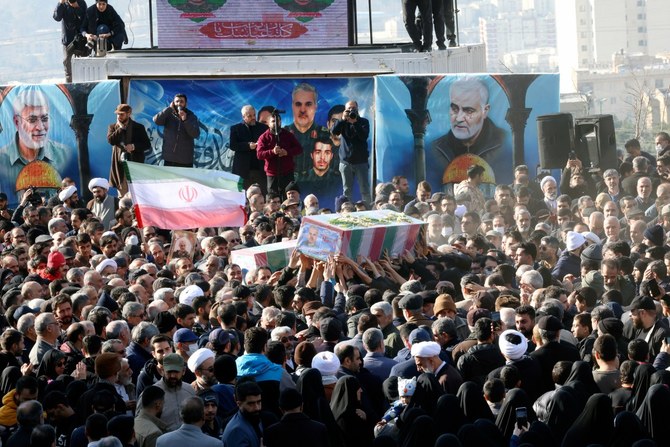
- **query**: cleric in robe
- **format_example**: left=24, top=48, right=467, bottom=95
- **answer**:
left=429, top=77, right=507, bottom=175
left=0, top=88, right=73, bottom=206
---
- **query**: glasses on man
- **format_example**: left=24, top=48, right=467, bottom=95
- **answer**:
left=19, top=115, right=49, bottom=125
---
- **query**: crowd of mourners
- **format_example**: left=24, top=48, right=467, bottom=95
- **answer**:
left=2, top=133, right=670, bottom=447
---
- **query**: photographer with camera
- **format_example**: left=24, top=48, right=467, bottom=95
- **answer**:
left=81, top=0, right=127, bottom=52
left=332, top=100, right=371, bottom=206
left=256, top=109, right=302, bottom=198
left=53, top=0, right=87, bottom=83
left=107, top=103, right=150, bottom=196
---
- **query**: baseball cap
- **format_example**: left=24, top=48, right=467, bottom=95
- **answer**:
left=161, top=353, right=185, bottom=372
left=173, top=328, right=198, bottom=344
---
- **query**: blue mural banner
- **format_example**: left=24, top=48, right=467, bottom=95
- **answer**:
left=0, top=81, right=121, bottom=207
left=375, top=74, right=560, bottom=194
left=127, top=78, right=374, bottom=210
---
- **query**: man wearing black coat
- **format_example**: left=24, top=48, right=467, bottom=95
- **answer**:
left=53, top=0, right=87, bottom=83
left=81, top=0, right=126, bottom=51
left=229, top=105, right=269, bottom=191
left=107, top=103, right=151, bottom=196
left=530, top=316, right=580, bottom=394
left=264, top=389, right=328, bottom=447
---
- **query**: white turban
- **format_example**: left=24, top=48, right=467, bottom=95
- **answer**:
left=88, top=178, right=110, bottom=192
left=410, top=341, right=441, bottom=358
left=565, top=231, right=586, bottom=251
left=540, top=176, right=556, bottom=190
left=312, top=351, right=340, bottom=377
left=180, top=285, right=204, bottom=306
left=187, top=348, right=215, bottom=373
left=58, top=185, right=76, bottom=201
left=498, top=329, right=528, bottom=360
left=96, top=258, right=117, bottom=274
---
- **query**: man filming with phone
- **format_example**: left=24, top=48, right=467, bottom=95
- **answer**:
left=153, top=93, right=200, bottom=167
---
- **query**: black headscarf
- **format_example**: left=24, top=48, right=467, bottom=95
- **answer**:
left=649, top=370, right=670, bottom=387
left=331, top=375, right=361, bottom=420
left=564, top=361, right=599, bottom=397
left=400, top=414, right=436, bottom=447
left=434, top=394, right=466, bottom=436
left=563, top=379, right=589, bottom=410
left=457, top=423, right=496, bottom=447
left=407, top=373, right=444, bottom=416
left=296, top=368, right=334, bottom=423
left=330, top=375, right=373, bottom=447
left=457, top=381, right=493, bottom=423
left=518, top=421, right=558, bottom=447
left=560, top=394, right=613, bottom=447
left=297, top=368, right=342, bottom=447
left=37, top=349, right=67, bottom=380
left=373, top=435, right=398, bottom=447
left=0, top=366, right=21, bottom=395
left=474, top=418, right=506, bottom=447
left=495, top=388, right=535, bottom=442
left=627, top=363, right=655, bottom=412
left=434, top=434, right=464, bottom=447
left=610, top=411, right=650, bottom=447
left=544, top=387, right=580, bottom=444
left=636, top=383, right=670, bottom=444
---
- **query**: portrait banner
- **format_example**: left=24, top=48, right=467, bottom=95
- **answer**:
left=0, top=81, right=122, bottom=207
left=127, top=77, right=374, bottom=210
left=156, top=0, right=348, bottom=49
left=374, top=74, right=560, bottom=194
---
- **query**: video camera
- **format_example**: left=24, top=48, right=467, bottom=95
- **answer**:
left=25, top=187, right=42, bottom=206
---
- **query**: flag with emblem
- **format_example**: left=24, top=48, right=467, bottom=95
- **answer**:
left=124, top=161, right=246, bottom=229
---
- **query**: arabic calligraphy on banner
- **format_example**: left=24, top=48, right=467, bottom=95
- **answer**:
left=157, top=0, right=346, bottom=49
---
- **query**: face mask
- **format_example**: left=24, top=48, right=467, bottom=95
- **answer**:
left=442, top=226, right=453, bottom=238
left=657, top=144, right=664, bottom=154
left=493, top=226, right=505, bottom=235
left=188, top=344, right=198, bottom=357
left=127, top=235, right=139, bottom=246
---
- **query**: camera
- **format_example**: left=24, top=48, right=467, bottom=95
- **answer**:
left=271, top=109, right=285, bottom=116
left=347, top=109, right=358, bottom=120
left=25, top=187, right=42, bottom=206
left=86, top=40, right=96, bottom=51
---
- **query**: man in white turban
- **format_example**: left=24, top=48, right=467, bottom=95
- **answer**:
left=87, top=177, right=118, bottom=229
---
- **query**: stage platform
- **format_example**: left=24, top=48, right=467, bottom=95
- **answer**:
left=72, top=43, right=487, bottom=82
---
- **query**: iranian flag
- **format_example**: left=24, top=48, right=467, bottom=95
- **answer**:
left=125, top=161, right=246, bottom=229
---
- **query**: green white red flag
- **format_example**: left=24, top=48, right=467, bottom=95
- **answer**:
left=124, top=161, right=246, bottom=229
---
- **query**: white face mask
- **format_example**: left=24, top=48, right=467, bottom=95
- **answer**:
left=187, top=343, right=198, bottom=357
left=493, top=226, right=506, bottom=235
left=127, top=235, right=139, bottom=246
left=442, top=226, right=453, bottom=238
left=657, top=144, right=664, bottom=154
